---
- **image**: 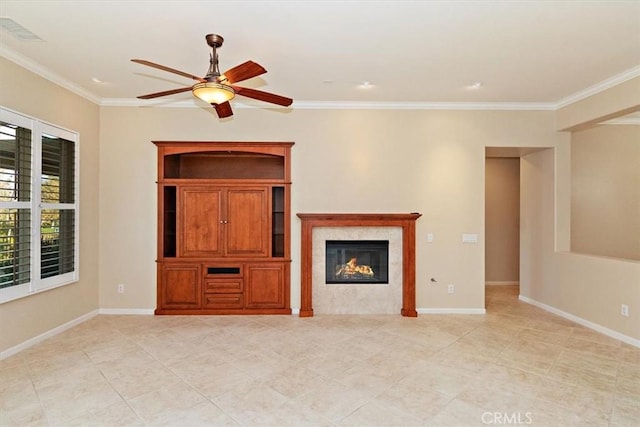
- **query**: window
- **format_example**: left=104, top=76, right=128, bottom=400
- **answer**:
left=0, top=107, right=79, bottom=303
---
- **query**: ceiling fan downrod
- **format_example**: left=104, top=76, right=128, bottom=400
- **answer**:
left=205, top=34, right=224, bottom=82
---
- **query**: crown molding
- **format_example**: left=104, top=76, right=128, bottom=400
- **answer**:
left=290, top=101, right=556, bottom=111
left=554, top=65, right=640, bottom=109
left=100, top=98, right=280, bottom=109
left=3, top=42, right=637, bottom=113
left=0, top=44, right=102, bottom=105
left=101, top=98, right=556, bottom=111
left=100, top=98, right=200, bottom=108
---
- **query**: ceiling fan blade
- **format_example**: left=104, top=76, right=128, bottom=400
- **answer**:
left=213, top=101, right=233, bottom=118
left=232, top=86, right=293, bottom=107
left=131, top=59, right=206, bottom=83
left=220, top=61, right=267, bottom=84
left=136, top=86, right=193, bottom=99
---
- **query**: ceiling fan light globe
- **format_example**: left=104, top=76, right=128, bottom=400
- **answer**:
left=192, top=82, right=235, bottom=104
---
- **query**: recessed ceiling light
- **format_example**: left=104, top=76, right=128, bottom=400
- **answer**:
left=91, top=77, right=103, bottom=83
left=358, top=81, right=373, bottom=89
left=467, top=82, right=483, bottom=90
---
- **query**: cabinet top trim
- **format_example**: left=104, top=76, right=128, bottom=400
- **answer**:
left=153, top=141, right=294, bottom=157
left=153, top=141, right=294, bottom=148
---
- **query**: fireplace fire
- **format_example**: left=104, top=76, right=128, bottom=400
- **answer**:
left=325, top=240, right=389, bottom=284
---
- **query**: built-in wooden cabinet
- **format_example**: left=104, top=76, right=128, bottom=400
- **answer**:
left=153, top=141, right=293, bottom=315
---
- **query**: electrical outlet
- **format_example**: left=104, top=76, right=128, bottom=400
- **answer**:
left=447, top=284, right=455, bottom=294
left=621, top=304, right=629, bottom=317
left=117, top=283, right=125, bottom=294
left=462, top=233, right=478, bottom=243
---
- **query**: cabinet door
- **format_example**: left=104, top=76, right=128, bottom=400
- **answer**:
left=245, top=264, right=285, bottom=308
left=225, top=188, right=269, bottom=256
left=160, top=263, right=201, bottom=309
left=180, top=187, right=223, bottom=257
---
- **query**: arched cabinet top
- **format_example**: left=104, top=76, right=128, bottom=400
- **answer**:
left=153, top=141, right=294, bottom=181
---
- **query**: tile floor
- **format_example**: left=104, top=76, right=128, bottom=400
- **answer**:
left=1, top=286, right=638, bottom=426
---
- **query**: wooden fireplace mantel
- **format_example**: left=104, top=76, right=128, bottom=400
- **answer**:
left=296, top=213, right=422, bottom=317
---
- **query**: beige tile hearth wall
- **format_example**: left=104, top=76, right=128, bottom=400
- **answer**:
left=312, top=227, right=402, bottom=314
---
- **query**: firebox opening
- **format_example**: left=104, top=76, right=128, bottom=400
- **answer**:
left=325, top=240, right=389, bottom=284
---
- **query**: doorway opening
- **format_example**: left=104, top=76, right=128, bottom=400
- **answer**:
left=484, top=147, right=545, bottom=310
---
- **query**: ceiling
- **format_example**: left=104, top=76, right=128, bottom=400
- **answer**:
left=1, top=1, right=639, bottom=110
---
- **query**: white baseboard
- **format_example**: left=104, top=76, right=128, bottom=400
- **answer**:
left=418, top=308, right=486, bottom=315
left=291, top=308, right=300, bottom=315
left=519, top=295, right=640, bottom=348
left=99, top=308, right=155, bottom=315
left=485, top=281, right=519, bottom=286
left=1, top=309, right=99, bottom=360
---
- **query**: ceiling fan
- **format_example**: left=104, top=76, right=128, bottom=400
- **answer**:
left=131, top=34, right=292, bottom=118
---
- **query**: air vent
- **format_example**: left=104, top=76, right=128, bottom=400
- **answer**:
left=0, top=18, right=43, bottom=41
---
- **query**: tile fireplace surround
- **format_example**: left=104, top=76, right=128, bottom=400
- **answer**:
left=313, top=227, right=402, bottom=314
left=297, top=213, right=422, bottom=317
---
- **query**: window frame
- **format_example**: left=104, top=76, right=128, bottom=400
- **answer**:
left=0, top=107, right=80, bottom=303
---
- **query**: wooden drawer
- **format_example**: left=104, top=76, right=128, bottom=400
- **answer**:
left=204, top=279, right=243, bottom=293
left=203, top=293, right=243, bottom=309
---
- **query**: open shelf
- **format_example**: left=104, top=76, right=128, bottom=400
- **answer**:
left=164, top=152, right=285, bottom=180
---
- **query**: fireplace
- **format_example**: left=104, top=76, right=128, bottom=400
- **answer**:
left=325, top=240, right=389, bottom=284
left=297, top=213, right=422, bottom=317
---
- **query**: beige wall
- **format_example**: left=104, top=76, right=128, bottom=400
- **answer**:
left=98, top=106, right=560, bottom=315
left=3, top=54, right=639, bottom=354
left=485, top=158, right=520, bottom=282
left=520, top=147, right=639, bottom=340
left=571, top=124, right=640, bottom=260
left=556, top=75, right=640, bottom=131
left=0, top=58, right=100, bottom=352
left=99, top=98, right=639, bottom=340
left=518, top=89, right=640, bottom=341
